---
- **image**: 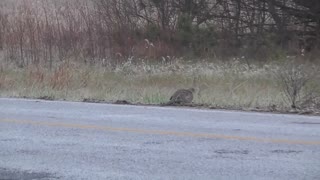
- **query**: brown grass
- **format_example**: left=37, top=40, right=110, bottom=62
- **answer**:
left=0, top=59, right=319, bottom=113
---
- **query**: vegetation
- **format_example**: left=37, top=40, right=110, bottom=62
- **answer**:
left=1, top=59, right=319, bottom=114
left=0, top=0, right=319, bottom=65
left=0, top=0, right=319, bottom=114
left=274, top=61, right=319, bottom=109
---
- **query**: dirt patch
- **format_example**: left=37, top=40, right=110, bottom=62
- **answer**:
left=82, top=98, right=109, bottom=103
left=38, top=96, right=55, bottom=101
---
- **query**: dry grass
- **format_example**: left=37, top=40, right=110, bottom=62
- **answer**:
left=0, top=59, right=319, bottom=112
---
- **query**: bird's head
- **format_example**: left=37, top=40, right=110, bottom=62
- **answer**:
left=188, top=88, right=195, bottom=93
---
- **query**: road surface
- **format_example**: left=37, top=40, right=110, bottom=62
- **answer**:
left=0, top=98, right=320, bottom=180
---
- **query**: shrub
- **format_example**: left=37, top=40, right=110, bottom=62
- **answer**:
left=274, top=61, right=319, bottom=108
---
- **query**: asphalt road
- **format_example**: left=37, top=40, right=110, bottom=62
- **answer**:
left=0, top=98, right=320, bottom=180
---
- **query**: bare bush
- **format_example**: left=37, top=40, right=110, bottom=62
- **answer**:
left=274, top=61, right=319, bottom=109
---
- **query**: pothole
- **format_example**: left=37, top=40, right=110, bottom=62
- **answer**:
left=214, top=149, right=249, bottom=155
left=0, top=168, right=59, bottom=180
left=271, top=150, right=303, bottom=154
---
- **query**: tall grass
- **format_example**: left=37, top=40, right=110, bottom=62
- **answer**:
left=1, top=59, right=318, bottom=112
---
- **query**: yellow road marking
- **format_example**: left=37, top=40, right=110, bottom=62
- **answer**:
left=1, top=119, right=320, bottom=145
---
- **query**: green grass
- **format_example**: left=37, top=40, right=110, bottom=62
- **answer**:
left=0, top=59, right=319, bottom=112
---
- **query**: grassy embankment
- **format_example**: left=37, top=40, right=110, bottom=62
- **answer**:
left=0, top=59, right=319, bottom=113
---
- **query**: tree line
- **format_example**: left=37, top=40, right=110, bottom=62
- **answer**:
left=0, top=0, right=319, bottom=67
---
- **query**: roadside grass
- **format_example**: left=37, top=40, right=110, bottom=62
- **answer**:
left=0, top=59, right=319, bottom=113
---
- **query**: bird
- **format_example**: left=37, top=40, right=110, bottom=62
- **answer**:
left=166, top=88, right=195, bottom=105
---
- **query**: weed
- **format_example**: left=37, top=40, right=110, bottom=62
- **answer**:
left=0, top=59, right=319, bottom=113
left=273, top=61, right=319, bottom=108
